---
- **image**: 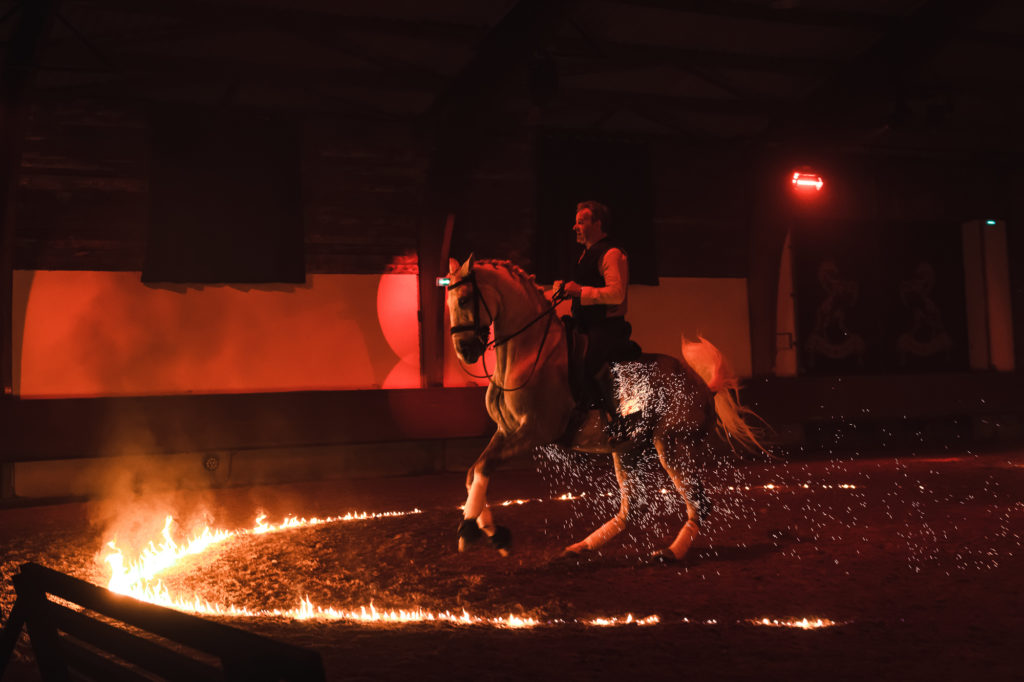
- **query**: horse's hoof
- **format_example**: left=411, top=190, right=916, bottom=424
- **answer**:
left=555, top=546, right=593, bottom=562
left=457, top=519, right=483, bottom=552
left=648, top=548, right=678, bottom=564
left=490, top=525, right=512, bottom=555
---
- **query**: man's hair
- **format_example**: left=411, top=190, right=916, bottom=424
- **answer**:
left=577, top=200, right=610, bottom=233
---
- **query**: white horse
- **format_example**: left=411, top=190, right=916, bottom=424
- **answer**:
left=445, top=255, right=768, bottom=562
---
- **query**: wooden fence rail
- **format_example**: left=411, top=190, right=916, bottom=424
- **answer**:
left=0, top=562, right=326, bottom=682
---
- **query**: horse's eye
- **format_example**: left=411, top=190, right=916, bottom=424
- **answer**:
left=458, top=296, right=471, bottom=307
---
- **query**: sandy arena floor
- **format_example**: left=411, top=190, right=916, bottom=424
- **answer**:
left=2, top=445, right=1022, bottom=681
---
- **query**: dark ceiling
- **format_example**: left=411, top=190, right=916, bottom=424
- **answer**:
left=4, top=0, right=1024, bottom=161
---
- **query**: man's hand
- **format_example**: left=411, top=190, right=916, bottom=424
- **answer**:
left=562, top=281, right=582, bottom=299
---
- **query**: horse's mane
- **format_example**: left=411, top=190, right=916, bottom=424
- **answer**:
left=475, top=260, right=549, bottom=309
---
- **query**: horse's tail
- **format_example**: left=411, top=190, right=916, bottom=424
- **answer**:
left=681, top=335, right=774, bottom=457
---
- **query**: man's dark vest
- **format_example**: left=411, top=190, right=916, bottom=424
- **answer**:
left=571, top=238, right=623, bottom=329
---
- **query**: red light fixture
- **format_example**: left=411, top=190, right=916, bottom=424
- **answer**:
left=791, top=170, right=823, bottom=191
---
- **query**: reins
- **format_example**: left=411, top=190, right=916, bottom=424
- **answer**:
left=449, top=272, right=567, bottom=392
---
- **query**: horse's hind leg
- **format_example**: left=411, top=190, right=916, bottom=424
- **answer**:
left=563, top=452, right=635, bottom=556
left=653, top=435, right=711, bottom=562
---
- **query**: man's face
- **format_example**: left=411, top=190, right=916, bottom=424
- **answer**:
left=573, top=208, right=603, bottom=247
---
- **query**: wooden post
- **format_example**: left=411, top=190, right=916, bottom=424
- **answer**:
left=415, top=0, right=574, bottom=388
left=418, top=212, right=455, bottom=387
left=13, top=572, right=70, bottom=682
left=747, top=154, right=790, bottom=376
left=0, top=461, right=12, bottom=501
left=417, top=209, right=449, bottom=387
left=0, top=596, right=28, bottom=675
left=0, top=0, right=61, bottom=398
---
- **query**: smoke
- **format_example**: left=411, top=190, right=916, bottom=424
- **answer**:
left=87, top=448, right=225, bottom=562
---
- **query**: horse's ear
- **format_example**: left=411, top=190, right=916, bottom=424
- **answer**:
left=455, top=253, right=474, bottom=278
left=448, top=258, right=460, bottom=276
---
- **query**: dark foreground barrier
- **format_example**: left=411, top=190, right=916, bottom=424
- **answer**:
left=0, top=562, right=325, bottom=681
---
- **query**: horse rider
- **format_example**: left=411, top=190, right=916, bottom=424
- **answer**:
left=553, top=200, right=642, bottom=447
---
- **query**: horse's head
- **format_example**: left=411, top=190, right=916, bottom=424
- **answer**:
left=445, top=254, right=492, bottom=364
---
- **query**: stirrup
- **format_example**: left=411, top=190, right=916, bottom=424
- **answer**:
left=607, top=411, right=643, bottom=448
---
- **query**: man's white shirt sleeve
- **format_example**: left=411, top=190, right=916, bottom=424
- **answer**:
left=580, top=248, right=628, bottom=310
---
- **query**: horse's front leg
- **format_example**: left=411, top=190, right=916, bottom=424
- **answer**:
left=459, top=427, right=538, bottom=556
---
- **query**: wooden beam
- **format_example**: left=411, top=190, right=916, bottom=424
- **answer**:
left=607, top=0, right=897, bottom=29
left=425, top=0, right=577, bottom=128
left=44, top=602, right=221, bottom=682
left=44, top=3, right=468, bottom=111
left=614, top=0, right=1024, bottom=51
left=820, top=0, right=999, bottom=98
left=561, top=87, right=787, bottom=117
left=0, top=388, right=491, bottom=461
left=768, top=0, right=1001, bottom=143
left=33, top=52, right=447, bottom=91
left=554, top=42, right=838, bottom=77
left=68, top=0, right=486, bottom=44
left=12, top=563, right=326, bottom=681
left=1, top=0, right=62, bottom=398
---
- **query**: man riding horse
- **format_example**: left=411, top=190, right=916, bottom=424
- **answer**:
left=445, top=203, right=770, bottom=563
left=553, top=200, right=643, bottom=448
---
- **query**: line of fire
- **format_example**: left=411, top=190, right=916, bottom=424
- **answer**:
left=1, top=1, right=1023, bottom=681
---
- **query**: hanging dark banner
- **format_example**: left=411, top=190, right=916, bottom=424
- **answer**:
left=793, top=220, right=968, bottom=374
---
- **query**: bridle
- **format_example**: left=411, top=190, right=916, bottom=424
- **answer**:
left=447, top=271, right=492, bottom=349
left=447, top=269, right=567, bottom=391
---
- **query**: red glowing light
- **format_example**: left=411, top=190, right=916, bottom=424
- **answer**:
left=16, top=271, right=420, bottom=396
left=791, top=171, right=823, bottom=191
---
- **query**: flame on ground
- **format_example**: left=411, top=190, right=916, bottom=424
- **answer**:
left=102, top=506, right=845, bottom=631
left=102, top=507, right=552, bottom=628
left=728, top=483, right=858, bottom=491
left=589, top=614, right=660, bottom=626
left=104, top=509, right=421, bottom=615
left=495, top=483, right=860, bottom=510
left=751, top=617, right=838, bottom=629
